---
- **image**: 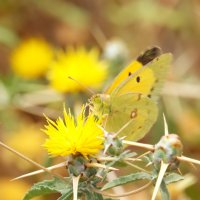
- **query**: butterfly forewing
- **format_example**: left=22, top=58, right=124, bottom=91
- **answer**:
left=108, top=53, right=172, bottom=101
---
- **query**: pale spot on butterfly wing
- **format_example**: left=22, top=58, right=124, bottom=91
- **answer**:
left=128, top=100, right=158, bottom=140
left=130, top=109, right=138, bottom=118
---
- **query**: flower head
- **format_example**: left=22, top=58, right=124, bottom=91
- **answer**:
left=10, top=38, right=53, bottom=79
left=43, top=105, right=104, bottom=158
left=47, top=47, right=107, bottom=93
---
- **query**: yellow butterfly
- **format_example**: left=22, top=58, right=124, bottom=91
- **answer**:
left=90, top=47, right=172, bottom=141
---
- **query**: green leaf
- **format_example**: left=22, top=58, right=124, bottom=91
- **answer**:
left=23, top=178, right=71, bottom=200
left=102, top=172, right=152, bottom=191
left=85, top=191, right=104, bottom=200
left=85, top=191, right=94, bottom=200
left=160, top=181, right=170, bottom=200
left=164, top=173, right=184, bottom=185
left=104, top=198, right=119, bottom=200
left=57, top=192, right=73, bottom=200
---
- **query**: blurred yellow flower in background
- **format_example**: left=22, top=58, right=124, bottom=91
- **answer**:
left=0, top=178, right=43, bottom=200
left=2, top=123, right=46, bottom=170
left=43, top=106, right=104, bottom=158
left=47, top=47, right=107, bottom=93
left=10, top=38, right=53, bottom=79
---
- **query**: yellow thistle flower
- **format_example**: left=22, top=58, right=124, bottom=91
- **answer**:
left=10, top=38, right=53, bottom=79
left=47, top=47, right=107, bottom=93
left=43, top=106, right=104, bottom=158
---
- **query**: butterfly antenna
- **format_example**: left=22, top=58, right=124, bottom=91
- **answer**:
left=68, top=76, right=95, bottom=95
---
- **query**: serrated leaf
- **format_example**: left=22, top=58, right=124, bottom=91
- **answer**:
left=93, top=192, right=104, bottom=200
left=85, top=191, right=104, bottom=200
left=102, top=172, right=152, bottom=191
left=160, top=181, right=170, bottom=200
left=57, top=191, right=73, bottom=200
left=23, top=178, right=71, bottom=200
left=164, top=173, right=184, bottom=185
left=23, top=180, right=57, bottom=200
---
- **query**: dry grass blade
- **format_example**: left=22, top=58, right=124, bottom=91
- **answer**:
left=0, top=141, right=52, bottom=176
left=12, top=162, right=67, bottom=181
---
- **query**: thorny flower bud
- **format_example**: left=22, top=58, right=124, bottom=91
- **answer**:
left=104, top=132, right=123, bottom=156
left=67, top=155, right=97, bottom=180
left=153, top=134, right=183, bottom=170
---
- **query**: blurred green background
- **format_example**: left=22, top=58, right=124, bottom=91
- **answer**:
left=0, top=0, right=200, bottom=199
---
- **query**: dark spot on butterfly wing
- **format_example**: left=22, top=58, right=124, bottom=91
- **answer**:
left=128, top=72, right=132, bottom=76
left=137, top=47, right=161, bottom=65
left=147, top=94, right=151, bottom=98
left=136, top=76, right=140, bottom=83
left=137, top=94, right=142, bottom=101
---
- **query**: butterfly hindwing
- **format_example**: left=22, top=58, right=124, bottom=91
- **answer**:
left=105, top=93, right=158, bottom=141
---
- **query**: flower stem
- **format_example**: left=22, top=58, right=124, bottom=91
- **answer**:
left=94, top=181, right=152, bottom=198
left=122, top=140, right=154, bottom=150
left=178, top=155, right=200, bottom=166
